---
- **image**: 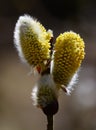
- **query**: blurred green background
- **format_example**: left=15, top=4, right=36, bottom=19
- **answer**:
left=0, top=0, right=96, bottom=130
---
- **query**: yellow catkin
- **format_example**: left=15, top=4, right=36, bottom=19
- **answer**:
left=52, top=31, right=85, bottom=87
left=20, top=22, right=51, bottom=66
left=14, top=15, right=53, bottom=69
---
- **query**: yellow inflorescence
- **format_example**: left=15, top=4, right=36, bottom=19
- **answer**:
left=52, top=31, right=85, bottom=87
left=16, top=15, right=52, bottom=68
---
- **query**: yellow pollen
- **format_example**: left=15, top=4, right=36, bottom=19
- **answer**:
left=52, top=31, right=85, bottom=86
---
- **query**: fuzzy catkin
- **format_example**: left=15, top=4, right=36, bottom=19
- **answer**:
left=32, top=74, right=58, bottom=108
left=52, top=31, right=85, bottom=87
left=14, top=15, right=53, bottom=68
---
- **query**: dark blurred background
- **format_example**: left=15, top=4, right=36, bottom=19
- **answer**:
left=0, top=0, right=96, bottom=130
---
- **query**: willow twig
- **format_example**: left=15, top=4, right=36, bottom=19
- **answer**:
left=47, top=115, right=53, bottom=130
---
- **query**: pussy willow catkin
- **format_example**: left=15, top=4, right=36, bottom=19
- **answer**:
left=14, top=15, right=53, bottom=69
left=51, top=31, right=85, bottom=88
left=14, top=15, right=85, bottom=115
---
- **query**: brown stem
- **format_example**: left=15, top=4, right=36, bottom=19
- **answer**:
left=47, top=115, right=53, bottom=130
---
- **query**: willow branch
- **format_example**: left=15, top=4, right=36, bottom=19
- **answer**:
left=47, top=115, right=53, bottom=130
